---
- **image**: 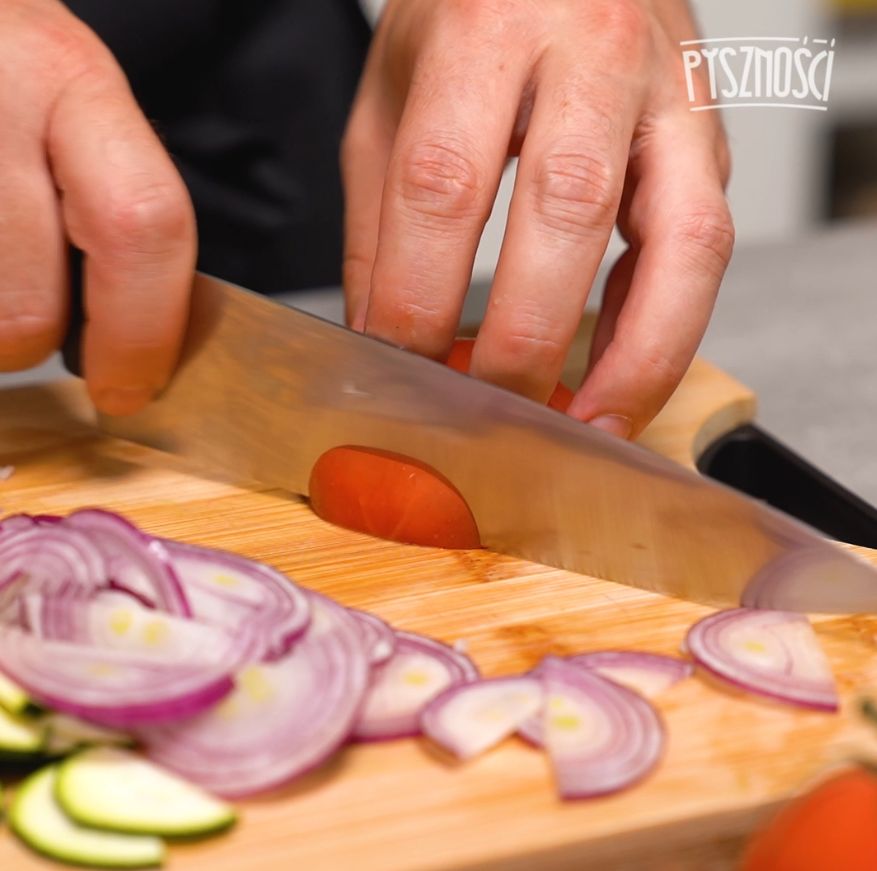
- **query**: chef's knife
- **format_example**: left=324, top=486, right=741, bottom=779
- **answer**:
left=63, top=270, right=877, bottom=613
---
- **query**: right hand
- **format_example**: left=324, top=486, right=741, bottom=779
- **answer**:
left=0, top=0, right=196, bottom=415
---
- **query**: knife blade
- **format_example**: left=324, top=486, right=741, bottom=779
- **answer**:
left=93, top=272, right=877, bottom=613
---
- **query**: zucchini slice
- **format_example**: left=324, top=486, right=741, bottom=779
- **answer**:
left=0, top=704, right=45, bottom=757
left=10, top=765, right=164, bottom=868
left=0, top=672, right=32, bottom=715
left=57, top=747, right=235, bottom=838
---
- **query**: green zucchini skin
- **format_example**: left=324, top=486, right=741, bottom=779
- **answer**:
left=56, top=748, right=236, bottom=840
left=0, top=705, right=47, bottom=758
left=0, top=673, right=33, bottom=716
left=9, top=765, right=164, bottom=869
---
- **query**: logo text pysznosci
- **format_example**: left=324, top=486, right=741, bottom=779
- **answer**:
left=681, top=36, right=835, bottom=111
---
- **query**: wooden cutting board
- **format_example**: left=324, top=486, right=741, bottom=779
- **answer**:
left=1, top=330, right=876, bottom=871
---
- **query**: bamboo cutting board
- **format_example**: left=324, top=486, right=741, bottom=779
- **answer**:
left=1, top=335, right=877, bottom=871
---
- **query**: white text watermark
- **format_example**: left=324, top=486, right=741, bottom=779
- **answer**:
left=681, top=36, right=836, bottom=111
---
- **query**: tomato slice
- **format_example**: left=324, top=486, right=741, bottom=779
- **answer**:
left=308, top=338, right=574, bottom=549
left=742, top=767, right=877, bottom=871
left=309, top=446, right=481, bottom=549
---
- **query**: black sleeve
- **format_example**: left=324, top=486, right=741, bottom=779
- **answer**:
left=64, top=0, right=372, bottom=294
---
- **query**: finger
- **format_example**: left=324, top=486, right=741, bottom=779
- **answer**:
left=364, top=36, right=530, bottom=360
left=0, top=162, right=67, bottom=371
left=340, top=91, right=393, bottom=330
left=469, top=50, right=644, bottom=402
left=569, top=119, right=734, bottom=438
left=586, top=246, right=637, bottom=374
left=48, top=58, right=196, bottom=416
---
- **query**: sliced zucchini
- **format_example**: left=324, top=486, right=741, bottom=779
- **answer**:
left=57, top=747, right=235, bottom=838
left=45, top=714, right=133, bottom=756
left=0, top=672, right=32, bottom=715
left=0, top=704, right=46, bottom=757
left=10, top=765, right=164, bottom=869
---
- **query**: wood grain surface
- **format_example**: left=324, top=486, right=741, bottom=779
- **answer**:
left=1, top=330, right=876, bottom=871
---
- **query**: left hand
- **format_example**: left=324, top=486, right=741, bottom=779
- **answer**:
left=341, top=0, right=733, bottom=439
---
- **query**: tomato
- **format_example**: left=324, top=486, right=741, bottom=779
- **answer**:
left=308, top=338, right=574, bottom=549
left=742, top=767, right=877, bottom=871
left=309, top=446, right=481, bottom=549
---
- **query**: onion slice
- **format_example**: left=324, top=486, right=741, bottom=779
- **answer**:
left=349, top=609, right=396, bottom=665
left=0, top=627, right=234, bottom=727
left=353, top=631, right=479, bottom=741
left=421, top=676, right=542, bottom=759
left=568, top=651, right=693, bottom=698
left=64, top=510, right=190, bottom=617
left=0, top=526, right=105, bottom=608
left=162, top=540, right=310, bottom=659
left=139, top=594, right=369, bottom=797
left=685, top=608, right=838, bottom=711
left=22, top=594, right=255, bottom=668
left=541, top=657, right=665, bottom=799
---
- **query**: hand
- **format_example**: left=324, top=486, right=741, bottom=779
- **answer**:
left=342, top=0, right=733, bottom=439
left=0, top=0, right=195, bottom=415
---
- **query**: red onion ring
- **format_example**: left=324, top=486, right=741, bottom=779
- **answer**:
left=65, top=510, right=190, bottom=617
left=568, top=651, right=693, bottom=698
left=352, top=631, right=479, bottom=742
left=139, top=594, right=370, bottom=797
left=162, top=540, right=310, bottom=660
left=348, top=609, right=396, bottom=665
left=685, top=608, right=838, bottom=711
left=0, top=627, right=235, bottom=728
left=540, top=657, right=665, bottom=799
left=421, top=676, right=542, bottom=759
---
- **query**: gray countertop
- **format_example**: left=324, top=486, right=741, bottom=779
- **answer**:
left=699, top=219, right=877, bottom=505
left=4, top=219, right=876, bottom=503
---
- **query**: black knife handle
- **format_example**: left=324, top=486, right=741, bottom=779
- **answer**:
left=62, top=247, right=85, bottom=377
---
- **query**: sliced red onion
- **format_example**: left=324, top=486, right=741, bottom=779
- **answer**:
left=64, top=510, right=190, bottom=617
left=22, top=595, right=256, bottom=668
left=0, top=513, right=38, bottom=534
left=349, top=609, right=396, bottom=665
left=540, top=657, right=665, bottom=799
left=98, top=586, right=153, bottom=609
left=0, top=526, right=105, bottom=609
left=162, top=540, right=310, bottom=659
left=0, top=627, right=234, bottom=727
left=139, top=594, right=369, bottom=797
left=421, top=676, right=542, bottom=759
left=568, top=651, right=693, bottom=698
left=353, top=631, right=479, bottom=741
left=741, top=546, right=877, bottom=615
left=685, top=608, right=838, bottom=711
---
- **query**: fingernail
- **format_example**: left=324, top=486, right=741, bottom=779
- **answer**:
left=589, top=414, right=633, bottom=440
left=95, top=386, right=155, bottom=416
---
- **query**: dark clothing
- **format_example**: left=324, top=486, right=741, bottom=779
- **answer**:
left=65, top=1, right=371, bottom=293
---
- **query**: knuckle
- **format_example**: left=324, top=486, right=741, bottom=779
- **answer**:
left=101, top=182, right=194, bottom=259
left=589, top=0, right=651, bottom=54
left=640, top=346, right=683, bottom=394
left=532, top=150, right=618, bottom=238
left=36, top=15, right=116, bottom=85
left=395, top=140, right=487, bottom=223
left=674, top=205, right=735, bottom=275
left=489, top=317, right=567, bottom=371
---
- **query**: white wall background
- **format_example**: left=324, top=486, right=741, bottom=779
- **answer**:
left=471, top=0, right=834, bottom=283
